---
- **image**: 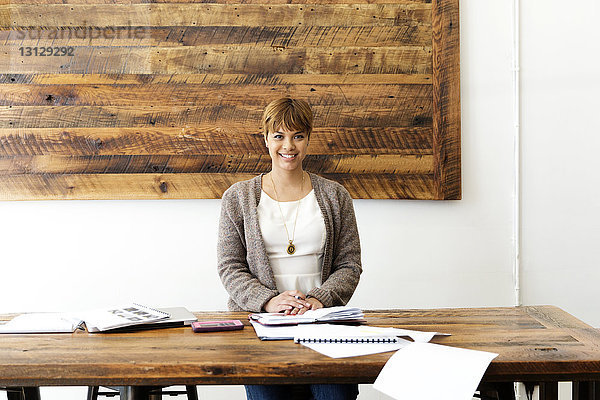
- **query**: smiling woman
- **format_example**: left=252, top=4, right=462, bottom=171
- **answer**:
left=216, top=97, right=362, bottom=400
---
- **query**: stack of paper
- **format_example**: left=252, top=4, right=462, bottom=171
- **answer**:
left=250, top=320, right=446, bottom=343
left=249, top=321, right=448, bottom=359
left=249, top=306, right=364, bottom=326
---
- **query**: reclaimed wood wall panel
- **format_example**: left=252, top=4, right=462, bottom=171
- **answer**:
left=0, top=0, right=460, bottom=200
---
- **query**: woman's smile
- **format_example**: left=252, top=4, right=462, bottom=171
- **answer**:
left=265, top=127, right=308, bottom=172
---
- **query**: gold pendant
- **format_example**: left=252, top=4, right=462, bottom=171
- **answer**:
left=287, top=242, right=296, bottom=255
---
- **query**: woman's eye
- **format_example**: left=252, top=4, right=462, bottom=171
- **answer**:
left=294, top=135, right=304, bottom=139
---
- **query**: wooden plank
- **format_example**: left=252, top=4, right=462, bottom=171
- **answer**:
left=0, top=83, right=432, bottom=107
left=0, top=73, right=433, bottom=85
left=0, top=154, right=433, bottom=174
left=1, top=46, right=432, bottom=75
left=0, top=127, right=433, bottom=156
left=0, top=172, right=434, bottom=200
left=0, top=25, right=432, bottom=47
left=322, top=173, right=434, bottom=199
left=3, top=0, right=431, bottom=4
left=2, top=4, right=431, bottom=27
left=432, top=0, right=461, bottom=199
left=0, top=173, right=254, bottom=200
left=0, top=105, right=432, bottom=128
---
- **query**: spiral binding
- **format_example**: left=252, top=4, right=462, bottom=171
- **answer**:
left=132, top=303, right=170, bottom=319
left=294, top=336, right=399, bottom=344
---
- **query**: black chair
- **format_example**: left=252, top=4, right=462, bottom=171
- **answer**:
left=475, top=382, right=516, bottom=400
left=87, top=386, right=197, bottom=400
left=0, top=387, right=41, bottom=400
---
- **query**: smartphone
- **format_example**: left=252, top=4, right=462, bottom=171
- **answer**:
left=191, top=320, right=244, bottom=332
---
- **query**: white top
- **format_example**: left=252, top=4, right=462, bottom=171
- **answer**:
left=258, top=189, right=326, bottom=294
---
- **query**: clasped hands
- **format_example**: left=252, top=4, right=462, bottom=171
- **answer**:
left=264, top=290, right=324, bottom=315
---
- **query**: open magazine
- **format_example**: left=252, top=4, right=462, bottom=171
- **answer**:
left=80, top=304, right=170, bottom=332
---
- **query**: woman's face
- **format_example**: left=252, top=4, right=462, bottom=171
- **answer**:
left=265, top=126, right=309, bottom=173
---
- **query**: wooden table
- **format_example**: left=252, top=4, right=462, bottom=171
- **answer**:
left=1, top=306, right=600, bottom=400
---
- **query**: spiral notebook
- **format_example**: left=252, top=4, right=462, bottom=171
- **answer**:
left=293, top=324, right=412, bottom=358
left=293, top=324, right=404, bottom=343
left=294, top=336, right=401, bottom=344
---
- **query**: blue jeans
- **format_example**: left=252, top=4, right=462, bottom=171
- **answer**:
left=245, top=384, right=358, bottom=400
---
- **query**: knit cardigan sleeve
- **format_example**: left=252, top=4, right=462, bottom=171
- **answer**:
left=307, top=178, right=362, bottom=307
left=216, top=183, right=279, bottom=312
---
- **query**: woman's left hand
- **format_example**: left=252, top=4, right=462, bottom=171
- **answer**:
left=296, top=297, right=324, bottom=315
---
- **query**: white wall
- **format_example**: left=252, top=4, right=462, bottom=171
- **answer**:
left=1, top=1, right=598, bottom=399
left=520, top=0, right=600, bottom=326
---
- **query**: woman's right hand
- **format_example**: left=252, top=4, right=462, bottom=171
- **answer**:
left=264, top=291, right=312, bottom=314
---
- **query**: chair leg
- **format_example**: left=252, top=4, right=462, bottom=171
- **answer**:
left=87, top=386, right=100, bottom=400
left=21, top=387, right=41, bottom=400
left=185, top=386, right=198, bottom=400
left=495, top=382, right=516, bottom=400
left=6, top=387, right=24, bottom=400
left=148, top=387, right=161, bottom=400
left=524, top=383, right=536, bottom=400
left=477, top=382, right=515, bottom=400
left=539, top=382, right=559, bottom=400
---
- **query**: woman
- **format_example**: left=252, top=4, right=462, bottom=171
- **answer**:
left=217, top=97, right=362, bottom=400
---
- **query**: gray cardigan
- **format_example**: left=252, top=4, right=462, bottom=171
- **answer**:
left=217, top=172, right=362, bottom=312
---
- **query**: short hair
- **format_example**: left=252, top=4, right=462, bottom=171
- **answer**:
left=262, top=98, right=313, bottom=140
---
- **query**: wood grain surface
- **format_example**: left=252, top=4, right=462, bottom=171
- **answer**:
left=0, top=0, right=461, bottom=200
left=1, top=306, right=599, bottom=386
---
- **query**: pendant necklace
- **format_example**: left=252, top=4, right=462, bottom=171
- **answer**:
left=270, top=172, right=304, bottom=255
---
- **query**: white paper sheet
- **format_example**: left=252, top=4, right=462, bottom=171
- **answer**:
left=374, top=342, right=498, bottom=400
left=330, top=325, right=447, bottom=343
left=301, top=339, right=410, bottom=358
left=0, top=313, right=83, bottom=333
left=250, top=320, right=302, bottom=340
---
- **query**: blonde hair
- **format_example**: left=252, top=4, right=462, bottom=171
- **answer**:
left=262, top=98, right=313, bottom=140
